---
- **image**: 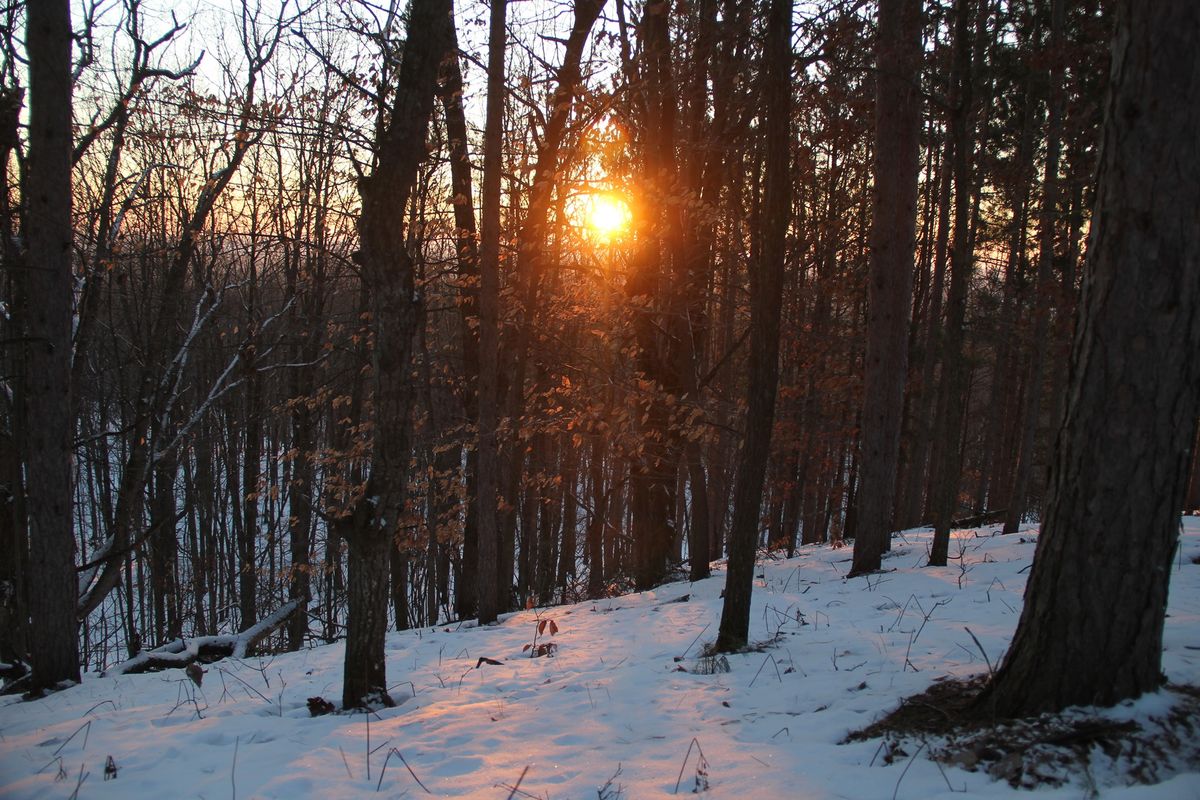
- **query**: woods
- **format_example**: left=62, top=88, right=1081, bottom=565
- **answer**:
left=2, top=0, right=1198, bottom=734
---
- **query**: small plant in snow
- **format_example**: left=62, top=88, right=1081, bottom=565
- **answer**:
left=524, top=610, right=559, bottom=658
left=673, top=738, right=711, bottom=794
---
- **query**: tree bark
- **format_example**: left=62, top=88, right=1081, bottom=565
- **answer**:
left=440, top=18, right=483, bottom=622
left=1003, top=0, right=1065, bottom=535
left=716, top=0, right=791, bottom=652
left=342, top=0, right=452, bottom=709
left=475, top=0, right=507, bottom=626
left=980, top=0, right=1200, bottom=716
left=22, top=0, right=81, bottom=693
left=928, top=0, right=980, bottom=567
left=849, top=0, right=923, bottom=576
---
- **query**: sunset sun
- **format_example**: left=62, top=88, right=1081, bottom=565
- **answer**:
left=582, top=193, right=631, bottom=240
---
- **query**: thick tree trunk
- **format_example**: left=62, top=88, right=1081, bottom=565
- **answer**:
left=0, top=89, right=27, bottom=683
left=342, top=522, right=392, bottom=708
left=22, top=0, right=80, bottom=693
left=981, top=0, right=1200, bottom=716
left=849, top=0, right=923, bottom=576
left=342, top=0, right=451, bottom=708
left=716, top=0, right=791, bottom=652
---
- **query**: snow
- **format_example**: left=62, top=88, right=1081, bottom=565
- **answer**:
left=3, top=519, right=1199, bottom=799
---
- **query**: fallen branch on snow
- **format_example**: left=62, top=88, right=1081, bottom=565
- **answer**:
left=103, top=600, right=302, bottom=676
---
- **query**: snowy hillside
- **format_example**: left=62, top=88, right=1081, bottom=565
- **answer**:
left=3, top=520, right=1199, bottom=799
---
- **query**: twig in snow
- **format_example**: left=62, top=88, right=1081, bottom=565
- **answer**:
left=37, top=755, right=65, bottom=776
left=673, top=737, right=710, bottom=794
left=748, top=653, right=783, bottom=688
left=889, top=594, right=918, bottom=632
left=67, top=762, right=89, bottom=800
left=82, top=699, right=116, bottom=716
left=215, top=666, right=272, bottom=705
left=52, top=720, right=91, bottom=756
left=863, top=571, right=890, bottom=592
left=231, top=735, right=240, bottom=800
left=597, top=764, right=624, bottom=800
left=339, top=746, right=354, bottom=779
left=903, top=632, right=919, bottom=672
left=932, top=754, right=963, bottom=792
left=869, top=739, right=887, bottom=767
left=680, top=622, right=710, bottom=661
left=780, top=565, right=801, bottom=594
left=502, top=764, right=532, bottom=800
left=912, top=598, right=951, bottom=644
left=964, top=627, right=994, bottom=676
left=376, top=748, right=431, bottom=793
left=891, top=741, right=927, bottom=800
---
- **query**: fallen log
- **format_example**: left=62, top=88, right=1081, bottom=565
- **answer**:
left=103, top=600, right=303, bottom=676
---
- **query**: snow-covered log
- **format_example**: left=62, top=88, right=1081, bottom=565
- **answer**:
left=103, top=600, right=302, bottom=676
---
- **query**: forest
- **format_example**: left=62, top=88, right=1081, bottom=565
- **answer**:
left=2, top=0, right=1200, bottom=793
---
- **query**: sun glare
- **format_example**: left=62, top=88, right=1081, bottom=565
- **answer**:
left=584, top=193, right=631, bottom=240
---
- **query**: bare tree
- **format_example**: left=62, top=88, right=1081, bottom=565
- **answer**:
left=716, top=0, right=791, bottom=652
left=475, top=0, right=507, bottom=626
left=849, top=0, right=923, bottom=576
left=338, top=0, right=452, bottom=709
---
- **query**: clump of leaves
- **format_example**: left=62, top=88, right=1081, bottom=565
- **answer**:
left=524, top=614, right=559, bottom=658
left=307, top=696, right=335, bottom=716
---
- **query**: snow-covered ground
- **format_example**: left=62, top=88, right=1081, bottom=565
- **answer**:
left=3, top=519, right=1199, bottom=799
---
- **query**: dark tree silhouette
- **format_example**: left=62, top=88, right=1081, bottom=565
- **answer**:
left=981, top=0, right=1200, bottom=716
left=22, top=0, right=80, bottom=693
left=475, top=0, right=507, bottom=626
left=716, top=0, right=792, bottom=652
left=341, top=0, right=453, bottom=709
left=849, top=0, right=923, bottom=577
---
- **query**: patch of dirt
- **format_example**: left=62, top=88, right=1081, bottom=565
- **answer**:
left=845, top=681, right=1200, bottom=793
left=844, top=674, right=991, bottom=743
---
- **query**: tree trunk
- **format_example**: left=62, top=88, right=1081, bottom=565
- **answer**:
left=928, top=0, right=980, bottom=567
left=440, top=20, right=482, bottom=622
left=980, top=0, right=1200, bottom=716
left=975, top=40, right=1036, bottom=516
left=849, top=0, right=923, bottom=576
left=1003, top=0, right=1065, bottom=535
left=342, top=519, right=392, bottom=708
left=557, top=447, right=579, bottom=600
left=1186, top=422, right=1200, bottom=513
left=716, top=0, right=791, bottom=653
left=239, top=364, right=262, bottom=632
left=475, top=0, right=507, bottom=625
left=342, top=0, right=451, bottom=709
left=898, top=133, right=952, bottom=530
left=22, top=0, right=80, bottom=693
